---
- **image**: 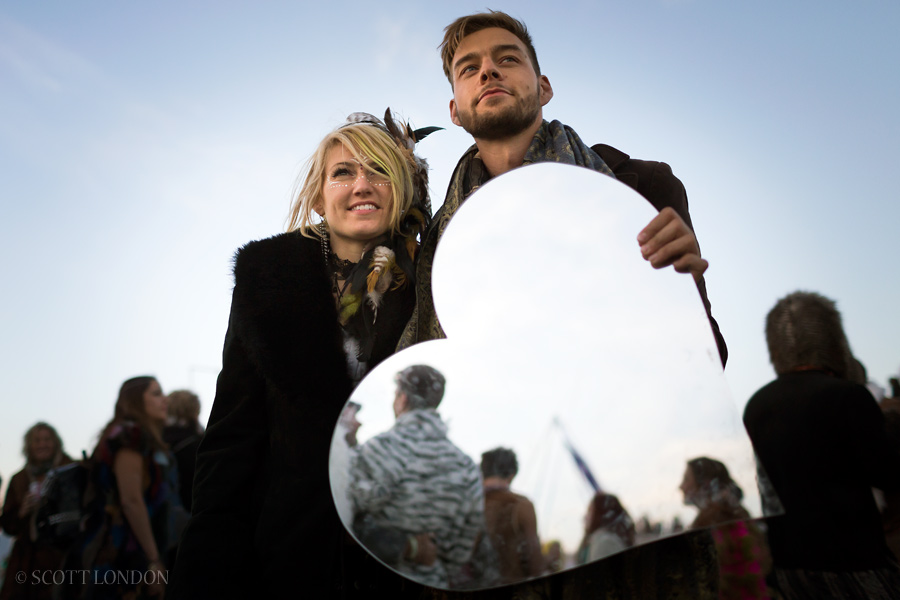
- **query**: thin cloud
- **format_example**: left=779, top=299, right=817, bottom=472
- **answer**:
left=0, top=14, right=100, bottom=93
left=373, top=15, right=437, bottom=73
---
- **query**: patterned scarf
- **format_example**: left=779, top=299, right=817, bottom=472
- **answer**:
left=397, top=120, right=614, bottom=349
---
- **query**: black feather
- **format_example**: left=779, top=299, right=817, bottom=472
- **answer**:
left=412, top=126, right=443, bottom=142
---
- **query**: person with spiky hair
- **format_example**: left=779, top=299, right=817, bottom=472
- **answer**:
left=744, top=291, right=900, bottom=598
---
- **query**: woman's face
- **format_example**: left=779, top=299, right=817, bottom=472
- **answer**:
left=29, top=428, right=56, bottom=463
left=318, top=143, right=394, bottom=259
left=679, top=467, right=699, bottom=506
left=584, top=498, right=595, bottom=532
left=142, top=380, right=169, bottom=424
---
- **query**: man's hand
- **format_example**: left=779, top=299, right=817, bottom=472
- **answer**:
left=637, top=207, right=708, bottom=283
left=406, top=533, right=438, bottom=566
left=18, top=492, right=40, bottom=518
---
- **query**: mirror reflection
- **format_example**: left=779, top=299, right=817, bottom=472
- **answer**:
left=329, top=164, right=774, bottom=590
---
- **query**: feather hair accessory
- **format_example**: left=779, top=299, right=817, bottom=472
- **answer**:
left=332, top=110, right=439, bottom=327
left=341, top=108, right=441, bottom=246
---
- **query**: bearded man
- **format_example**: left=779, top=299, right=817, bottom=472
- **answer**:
left=399, top=10, right=726, bottom=369
left=395, top=10, right=729, bottom=599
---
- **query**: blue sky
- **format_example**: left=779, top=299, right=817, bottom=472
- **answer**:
left=1, top=0, right=898, bottom=516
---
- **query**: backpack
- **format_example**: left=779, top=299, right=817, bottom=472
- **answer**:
left=33, top=453, right=99, bottom=549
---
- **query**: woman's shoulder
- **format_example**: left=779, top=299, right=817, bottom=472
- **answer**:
left=693, top=501, right=750, bottom=528
left=6, top=467, right=31, bottom=491
left=589, top=528, right=624, bottom=543
left=96, top=421, right=151, bottom=461
left=229, top=229, right=333, bottom=320
left=233, top=230, right=319, bottom=278
left=587, top=528, right=627, bottom=560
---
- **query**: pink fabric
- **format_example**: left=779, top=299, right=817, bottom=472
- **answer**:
left=713, top=521, right=770, bottom=600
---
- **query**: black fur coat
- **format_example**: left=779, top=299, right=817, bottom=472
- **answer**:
left=168, top=231, right=419, bottom=599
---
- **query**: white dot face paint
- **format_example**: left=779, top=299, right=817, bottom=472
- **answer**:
left=319, top=143, right=394, bottom=259
left=327, top=156, right=392, bottom=188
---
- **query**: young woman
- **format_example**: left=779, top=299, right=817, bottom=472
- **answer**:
left=577, top=492, right=635, bottom=564
left=680, top=457, right=771, bottom=600
left=169, top=111, right=436, bottom=599
left=79, top=376, right=177, bottom=600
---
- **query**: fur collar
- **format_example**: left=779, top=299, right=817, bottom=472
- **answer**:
left=230, top=231, right=352, bottom=401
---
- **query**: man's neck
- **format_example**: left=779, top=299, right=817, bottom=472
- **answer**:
left=473, top=119, right=543, bottom=178
left=482, top=476, right=512, bottom=491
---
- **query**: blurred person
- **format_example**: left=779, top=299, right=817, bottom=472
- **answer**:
left=335, top=405, right=438, bottom=580
left=680, top=457, right=771, bottom=600
left=744, top=291, right=900, bottom=599
left=879, top=389, right=900, bottom=563
left=330, top=401, right=362, bottom=524
left=542, top=540, right=563, bottom=573
left=348, top=365, right=483, bottom=588
left=75, top=376, right=178, bottom=599
left=161, top=389, right=203, bottom=512
left=681, top=458, right=748, bottom=528
left=170, top=111, right=436, bottom=600
left=848, top=357, right=887, bottom=402
left=0, top=422, right=73, bottom=600
left=576, top=492, right=635, bottom=564
left=480, top=447, right=542, bottom=582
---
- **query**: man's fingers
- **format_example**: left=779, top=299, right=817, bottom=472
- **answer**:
left=641, top=218, right=684, bottom=260
left=637, top=207, right=675, bottom=245
left=647, top=233, right=698, bottom=269
left=673, top=255, right=709, bottom=282
left=638, top=208, right=706, bottom=281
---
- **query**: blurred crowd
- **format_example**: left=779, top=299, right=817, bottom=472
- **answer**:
left=2, top=287, right=900, bottom=599
left=0, top=381, right=202, bottom=599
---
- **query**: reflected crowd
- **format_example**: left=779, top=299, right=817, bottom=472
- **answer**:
left=322, top=283, right=900, bottom=599
left=327, top=288, right=900, bottom=599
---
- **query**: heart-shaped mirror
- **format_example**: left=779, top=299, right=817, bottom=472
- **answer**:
left=329, top=163, right=771, bottom=590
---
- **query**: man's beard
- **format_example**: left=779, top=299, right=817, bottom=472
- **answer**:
left=456, top=88, right=541, bottom=141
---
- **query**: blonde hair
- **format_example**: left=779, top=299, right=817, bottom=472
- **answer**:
left=287, top=123, right=415, bottom=237
left=22, top=422, right=64, bottom=464
left=167, top=389, right=201, bottom=423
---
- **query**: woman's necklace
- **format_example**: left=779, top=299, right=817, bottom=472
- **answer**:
left=320, top=225, right=357, bottom=305
left=327, top=252, right=358, bottom=311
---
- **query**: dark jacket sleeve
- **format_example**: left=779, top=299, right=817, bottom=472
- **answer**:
left=847, top=387, right=900, bottom=492
left=0, top=471, right=26, bottom=536
left=168, top=303, right=268, bottom=599
left=593, top=143, right=727, bottom=367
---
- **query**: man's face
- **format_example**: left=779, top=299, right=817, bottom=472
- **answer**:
left=393, top=387, right=407, bottom=418
left=449, top=27, right=553, bottom=141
